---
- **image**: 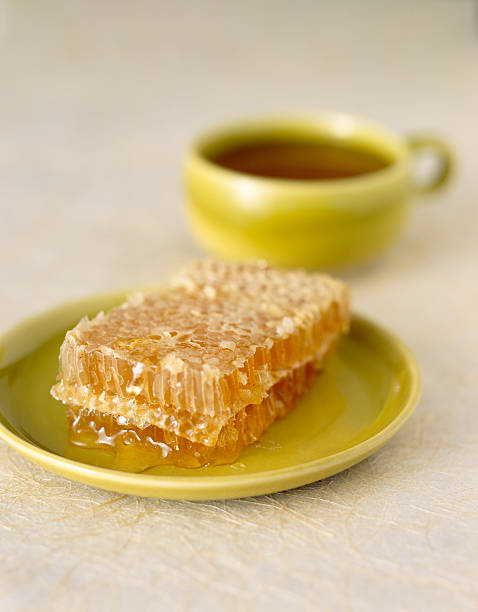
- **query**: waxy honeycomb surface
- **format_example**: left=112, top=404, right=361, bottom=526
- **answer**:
left=52, top=259, right=349, bottom=446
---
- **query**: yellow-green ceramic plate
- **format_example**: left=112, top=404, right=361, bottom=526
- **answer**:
left=0, top=291, right=421, bottom=500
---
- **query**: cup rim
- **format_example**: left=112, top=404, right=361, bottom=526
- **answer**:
left=188, top=112, right=410, bottom=191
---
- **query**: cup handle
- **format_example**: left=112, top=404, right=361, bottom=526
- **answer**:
left=407, top=134, right=454, bottom=195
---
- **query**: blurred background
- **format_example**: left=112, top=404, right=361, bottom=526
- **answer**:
left=0, top=0, right=476, bottom=331
left=1, top=3, right=478, bottom=610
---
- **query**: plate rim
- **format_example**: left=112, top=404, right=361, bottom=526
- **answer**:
left=0, top=296, right=422, bottom=500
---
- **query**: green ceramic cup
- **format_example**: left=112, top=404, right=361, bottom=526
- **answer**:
left=184, top=113, right=453, bottom=269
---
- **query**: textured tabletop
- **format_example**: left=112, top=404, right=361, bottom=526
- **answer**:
left=1, top=1, right=477, bottom=610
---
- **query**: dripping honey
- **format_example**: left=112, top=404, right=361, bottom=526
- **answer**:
left=67, top=362, right=318, bottom=471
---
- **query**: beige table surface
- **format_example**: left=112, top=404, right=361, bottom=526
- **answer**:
left=1, top=1, right=477, bottom=610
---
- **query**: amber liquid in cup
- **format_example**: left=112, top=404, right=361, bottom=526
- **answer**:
left=211, top=140, right=390, bottom=180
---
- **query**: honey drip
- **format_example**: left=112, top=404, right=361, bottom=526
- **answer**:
left=67, top=361, right=318, bottom=471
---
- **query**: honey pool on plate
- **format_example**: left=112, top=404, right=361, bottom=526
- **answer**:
left=67, top=361, right=318, bottom=472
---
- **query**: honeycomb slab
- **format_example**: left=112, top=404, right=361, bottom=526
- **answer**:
left=51, top=259, right=349, bottom=468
